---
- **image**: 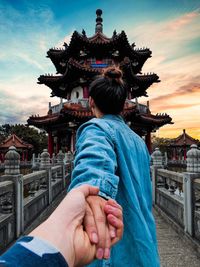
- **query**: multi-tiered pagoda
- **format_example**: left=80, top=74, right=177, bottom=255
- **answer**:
left=28, top=9, right=172, bottom=156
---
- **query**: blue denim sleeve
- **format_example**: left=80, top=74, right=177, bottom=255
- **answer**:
left=69, top=122, right=119, bottom=199
left=0, top=236, right=68, bottom=267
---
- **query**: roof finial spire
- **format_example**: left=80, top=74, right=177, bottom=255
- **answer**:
left=95, top=9, right=103, bottom=33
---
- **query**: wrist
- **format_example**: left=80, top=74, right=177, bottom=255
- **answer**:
left=30, top=219, right=76, bottom=267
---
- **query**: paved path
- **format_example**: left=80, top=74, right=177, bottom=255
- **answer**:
left=154, top=209, right=200, bottom=267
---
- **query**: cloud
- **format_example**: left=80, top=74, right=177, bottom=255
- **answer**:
left=0, top=88, right=52, bottom=124
left=55, top=33, right=74, bottom=48
left=150, top=79, right=200, bottom=103
left=127, top=8, right=200, bottom=79
left=129, top=9, right=200, bottom=139
left=165, top=8, right=200, bottom=32
left=0, top=2, right=66, bottom=124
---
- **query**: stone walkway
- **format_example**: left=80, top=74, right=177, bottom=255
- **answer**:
left=154, top=209, right=200, bottom=267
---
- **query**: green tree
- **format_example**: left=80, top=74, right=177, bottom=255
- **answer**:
left=152, top=135, right=172, bottom=153
left=0, top=124, right=47, bottom=155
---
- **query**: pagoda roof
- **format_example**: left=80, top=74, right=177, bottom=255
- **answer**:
left=38, top=58, right=158, bottom=98
left=138, top=113, right=172, bottom=127
left=28, top=100, right=172, bottom=132
left=0, top=134, right=33, bottom=150
left=170, top=129, right=200, bottom=146
left=47, top=30, right=152, bottom=74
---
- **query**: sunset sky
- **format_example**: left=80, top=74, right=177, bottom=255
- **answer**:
left=0, top=0, right=200, bottom=139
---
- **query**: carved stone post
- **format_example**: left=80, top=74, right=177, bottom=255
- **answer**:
left=186, top=144, right=200, bottom=173
left=40, top=149, right=52, bottom=204
left=56, top=150, right=65, bottom=188
left=151, top=148, right=163, bottom=205
left=51, top=153, right=56, bottom=166
left=3, top=146, right=23, bottom=237
left=183, top=144, right=200, bottom=236
left=56, top=150, right=65, bottom=165
left=31, top=153, right=38, bottom=172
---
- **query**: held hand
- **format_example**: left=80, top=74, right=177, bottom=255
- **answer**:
left=30, top=185, right=123, bottom=267
left=84, top=196, right=111, bottom=259
left=84, top=195, right=123, bottom=260
left=30, top=185, right=99, bottom=267
left=73, top=197, right=123, bottom=266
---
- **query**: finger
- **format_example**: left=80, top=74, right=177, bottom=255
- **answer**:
left=108, top=224, right=116, bottom=239
left=106, top=199, right=122, bottom=210
left=104, top=204, right=123, bottom=220
left=104, top=202, right=122, bottom=239
left=74, top=185, right=99, bottom=197
left=104, top=224, right=111, bottom=259
left=95, top=205, right=107, bottom=259
left=84, top=204, right=99, bottom=244
left=90, top=203, right=107, bottom=259
left=107, top=214, right=124, bottom=246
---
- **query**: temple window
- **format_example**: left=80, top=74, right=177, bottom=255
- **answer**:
left=71, top=86, right=83, bottom=100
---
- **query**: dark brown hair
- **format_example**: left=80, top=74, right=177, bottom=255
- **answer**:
left=89, top=66, right=127, bottom=114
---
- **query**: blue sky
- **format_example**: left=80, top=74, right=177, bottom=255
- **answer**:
left=0, top=0, right=200, bottom=138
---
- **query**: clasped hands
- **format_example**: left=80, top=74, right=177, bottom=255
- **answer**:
left=30, top=185, right=123, bottom=267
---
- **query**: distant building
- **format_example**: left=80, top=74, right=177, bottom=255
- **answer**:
left=0, top=134, right=33, bottom=162
left=28, top=9, right=172, bottom=156
left=168, top=129, right=200, bottom=160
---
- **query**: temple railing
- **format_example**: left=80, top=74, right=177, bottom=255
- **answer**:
left=193, top=179, right=200, bottom=242
left=0, top=147, right=73, bottom=253
left=151, top=145, right=200, bottom=245
left=0, top=181, right=15, bottom=252
left=153, top=168, right=184, bottom=227
left=23, top=171, right=48, bottom=229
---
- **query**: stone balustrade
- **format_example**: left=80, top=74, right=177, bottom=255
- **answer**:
left=0, top=146, right=73, bottom=253
left=151, top=144, right=200, bottom=245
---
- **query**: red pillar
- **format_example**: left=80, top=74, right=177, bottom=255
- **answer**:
left=48, top=131, right=54, bottom=157
left=145, top=131, right=152, bottom=154
left=83, top=86, right=89, bottom=98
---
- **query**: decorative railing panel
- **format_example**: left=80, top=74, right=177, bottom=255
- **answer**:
left=23, top=171, right=48, bottom=198
left=155, top=169, right=184, bottom=227
left=193, top=178, right=200, bottom=242
left=0, top=181, right=15, bottom=252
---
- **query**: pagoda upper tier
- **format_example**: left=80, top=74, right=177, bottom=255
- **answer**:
left=38, top=9, right=159, bottom=99
left=46, top=30, right=152, bottom=75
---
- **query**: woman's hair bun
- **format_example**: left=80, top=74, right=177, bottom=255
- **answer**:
left=103, top=66, right=123, bottom=80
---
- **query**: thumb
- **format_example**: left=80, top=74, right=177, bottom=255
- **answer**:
left=73, top=185, right=99, bottom=198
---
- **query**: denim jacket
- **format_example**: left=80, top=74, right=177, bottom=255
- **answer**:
left=0, top=236, right=68, bottom=267
left=69, top=115, right=160, bottom=267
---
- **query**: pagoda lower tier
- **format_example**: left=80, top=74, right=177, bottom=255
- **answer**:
left=28, top=99, right=173, bottom=155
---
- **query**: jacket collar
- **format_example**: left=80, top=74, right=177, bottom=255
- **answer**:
left=101, top=114, right=124, bottom=122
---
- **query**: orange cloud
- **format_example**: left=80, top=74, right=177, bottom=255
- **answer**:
left=150, top=80, right=200, bottom=104
left=165, top=8, right=200, bottom=31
